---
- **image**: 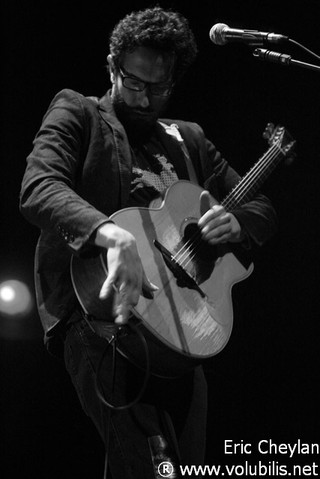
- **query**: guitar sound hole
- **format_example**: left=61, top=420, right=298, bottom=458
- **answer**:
left=182, top=223, right=217, bottom=283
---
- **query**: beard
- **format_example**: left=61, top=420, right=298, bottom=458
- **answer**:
left=111, top=88, right=162, bottom=146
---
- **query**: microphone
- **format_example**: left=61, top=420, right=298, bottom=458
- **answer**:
left=209, top=23, right=289, bottom=46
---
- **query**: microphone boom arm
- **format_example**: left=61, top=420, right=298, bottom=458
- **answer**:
left=253, top=48, right=320, bottom=73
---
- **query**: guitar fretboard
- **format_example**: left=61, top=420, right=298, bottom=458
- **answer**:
left=222, top=142, right=285, bottom=211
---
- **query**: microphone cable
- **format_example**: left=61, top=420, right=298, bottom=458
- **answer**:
left=287, top=38, right=320, bottom=62
left=85, top=317, right=151, bottom=479
left=94, top=320, right=150, bottom=411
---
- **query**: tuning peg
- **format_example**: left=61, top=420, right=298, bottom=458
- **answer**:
left=283, top=140, right=297, bottom=166
left=262, top=122, right=275, bottom=140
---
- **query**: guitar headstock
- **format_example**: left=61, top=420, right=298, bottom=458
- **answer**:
left=263, top=123, right=296, bottom=165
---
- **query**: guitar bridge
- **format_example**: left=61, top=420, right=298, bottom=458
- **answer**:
left=153, top=239, right=206, bottom=298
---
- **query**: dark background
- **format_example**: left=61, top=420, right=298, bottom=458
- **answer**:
left=1, top=0, right=319, bottom=477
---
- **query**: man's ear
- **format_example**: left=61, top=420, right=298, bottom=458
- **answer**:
left=107, top=54, right=116, bottom=83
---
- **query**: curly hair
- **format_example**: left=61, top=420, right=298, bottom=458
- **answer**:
left=109, top=6, right=198, bottom=81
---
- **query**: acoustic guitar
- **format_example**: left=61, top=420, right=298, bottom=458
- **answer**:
left=71, top=124, right=295, bottom=377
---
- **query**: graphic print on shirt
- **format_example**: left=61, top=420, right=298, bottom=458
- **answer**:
left=129, top=150, right=179, bottom=207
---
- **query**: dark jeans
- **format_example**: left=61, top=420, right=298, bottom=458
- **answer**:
left=64, top=315, right=208, bottom=478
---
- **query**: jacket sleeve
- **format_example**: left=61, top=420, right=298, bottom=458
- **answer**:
left=19, top=89, right=110, bottom=253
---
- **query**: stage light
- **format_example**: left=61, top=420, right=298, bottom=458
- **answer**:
left=0, top=279, right=33, bottom=316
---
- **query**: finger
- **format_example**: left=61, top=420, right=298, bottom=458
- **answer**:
left=200, top=211, right=230, bottom=239
left=200, top=190, right=212, bottom=216
left=118, top=282, right=141, bottom=305
left=114, top=304, right=129, bottom=324
left=199, top=203, right=224, bottom=229
left=205, top=228, right=231, bottom=245
left=202, top=218, right=231, bottom=241
left=141, top=271, right=159, bottom=298
left=99, top=274, right=117, bottom=300
left=113, top=288, right=132, bottom=324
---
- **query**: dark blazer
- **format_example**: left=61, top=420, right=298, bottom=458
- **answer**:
left=20, top=89, right=277, bottom=352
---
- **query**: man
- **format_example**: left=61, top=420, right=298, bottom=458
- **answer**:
left=20, top=6, right=277, bottom=478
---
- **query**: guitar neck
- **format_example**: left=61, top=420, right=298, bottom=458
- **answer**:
left=222, top=142, right=284, bottom=211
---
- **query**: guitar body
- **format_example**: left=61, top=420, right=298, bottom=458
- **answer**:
left=71, top=125, right=295, bottom=377
left=71, top=181, right=254, bottom=377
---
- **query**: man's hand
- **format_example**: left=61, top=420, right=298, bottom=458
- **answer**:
left=94, top=223, right=158, bottom=324
left=198, top=190, right=243, bottom=245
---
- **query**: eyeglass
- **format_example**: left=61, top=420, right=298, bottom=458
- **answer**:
left=118, top=65, right=173, bottom=97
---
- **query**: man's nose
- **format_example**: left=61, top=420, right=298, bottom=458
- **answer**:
left=138, top=89, right=150, bottom=108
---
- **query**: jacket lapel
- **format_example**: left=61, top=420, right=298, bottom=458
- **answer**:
left=97, top=93, right=133, bottom=209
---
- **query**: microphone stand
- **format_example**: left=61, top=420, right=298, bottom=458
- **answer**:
left=253, top=48, right=320, bottom=73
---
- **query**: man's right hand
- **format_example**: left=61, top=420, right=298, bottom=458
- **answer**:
left=94, top=222, right=158, bottom=324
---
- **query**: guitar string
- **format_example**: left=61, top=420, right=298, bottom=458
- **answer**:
left=171, top=141, right=284, bottom=270
left=223, top=143, right=283, bottom=210
left=173, top=145, right=280, bottom=271
left=175, top=141, right=283, bottom=269
left=181, top=142, right=283, bottom=265
left=172, top=142, right=279, bottom=266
